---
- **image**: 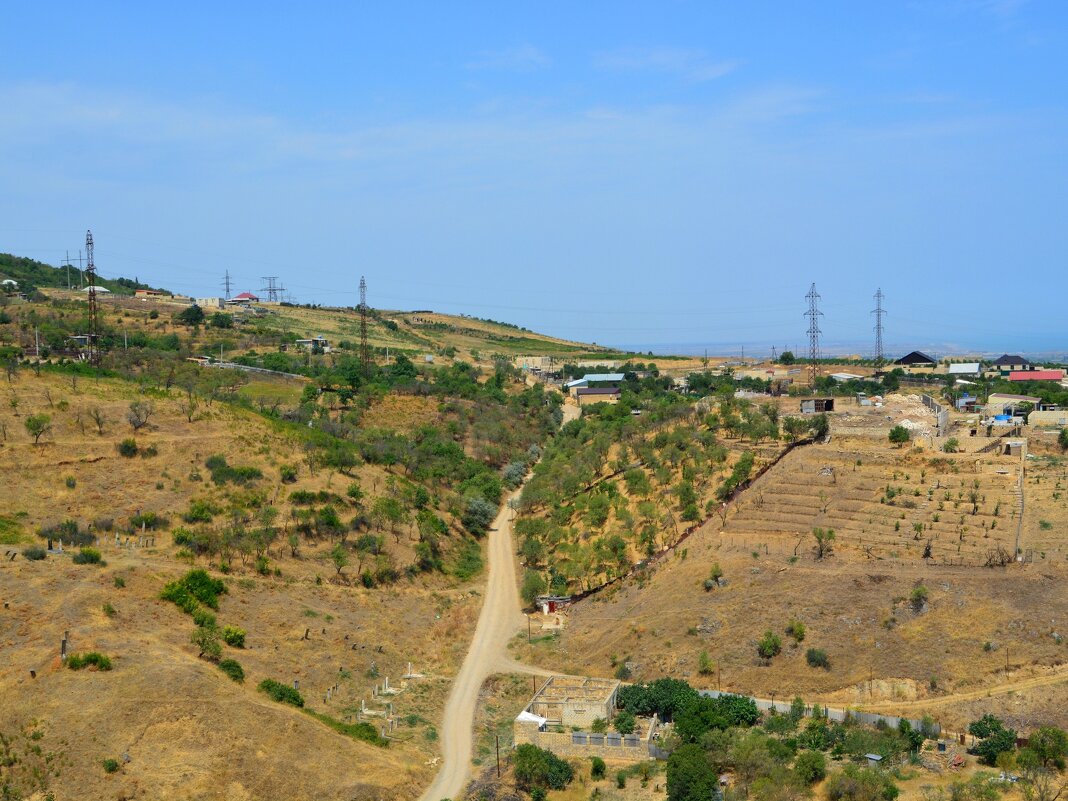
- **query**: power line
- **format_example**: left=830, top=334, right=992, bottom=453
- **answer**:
left=804, top=283, right=823, bottom=385
left=222, top=270, right=232, bottom=299
left=872, top=288, right=886, bottom=364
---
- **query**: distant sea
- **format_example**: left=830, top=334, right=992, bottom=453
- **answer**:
left=609, top=340, right=1068, bottom=362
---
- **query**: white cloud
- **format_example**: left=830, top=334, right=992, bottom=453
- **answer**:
left=466, top=44, right=551, bottom=72
left=594, top=47, right=739, bottom=82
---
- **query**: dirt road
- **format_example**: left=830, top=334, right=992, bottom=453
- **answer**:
left=418, top=400, right=578, bottom=801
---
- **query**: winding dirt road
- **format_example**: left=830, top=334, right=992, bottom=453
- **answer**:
left=417, top=400, right=578, bottom=801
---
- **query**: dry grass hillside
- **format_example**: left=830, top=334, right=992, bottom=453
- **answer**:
left=0, top=370, right=513, bottom=800
left=531, top=411, right=1068, bottom=735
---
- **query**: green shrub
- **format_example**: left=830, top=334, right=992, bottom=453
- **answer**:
left=616, top=770, right=627, bottom=789
left=102, top=758, right=120, bottom=773
left=102, top=602, right=117, bottom=618
left=22, top=546, right=46, bottom=561
left=794, top=750, right=827, bottom=784
left=888, top=425, right=910, bottom=444
left=786, top=619, right=806, bottom=643
left=758, top=630, right=782, bottom=659
left=218, top=658, right=245, bottom=683
left=72, top=547, right=103, bottom=565
left=130, top=511, right=166, bottom=530
left=205, top=455, right=263, bottom=485
left=258, top=678, right=305, bottom=707
left=451, top=538, right=483, bottom=581
left=191, top=625, right=222, bottom=661
left=806, top=648, right=830, bottom=669
left=67, top=652, right=113, bottom=671
left=192, top=608, right=217, bottom=628
left=222, top=626, right=246, bottom=648
left=590, top=756, right=606, bottom=779
left=117, top=438, right=138, bottom=457
left=513, top=743, right=574, bottom=791
left=64, top=476, right=76, bottom=489
left=182, top=499, right=219, bottom=523
left=279, top=464, right=298, bottom=483
left=161, top=569, right=227, bottom=611
left=302, top=708, right=389, bottom=747
left=114, top=575, right=125, bottom=588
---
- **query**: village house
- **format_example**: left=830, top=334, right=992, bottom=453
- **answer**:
left=576, top=387, right=621, bottom=406
left=227, top=292, right=260, bottom=306
left=294, top=335, right=330, bottom=352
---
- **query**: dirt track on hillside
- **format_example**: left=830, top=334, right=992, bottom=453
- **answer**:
left=417, top=401, right=579, bottom=801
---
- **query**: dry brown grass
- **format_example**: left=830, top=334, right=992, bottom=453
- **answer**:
left=533, top=421, right=1068, bottom=734
left=0, top=371, right=493, bottom=799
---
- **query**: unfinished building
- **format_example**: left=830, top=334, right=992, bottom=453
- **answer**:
left=514, top=675, right=659, bottom=761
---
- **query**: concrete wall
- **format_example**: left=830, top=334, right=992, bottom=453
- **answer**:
left=1029, top=410, right=1068, bottom=427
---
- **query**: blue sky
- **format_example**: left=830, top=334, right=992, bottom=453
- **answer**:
left=2, top=1, right=1066, bottom=356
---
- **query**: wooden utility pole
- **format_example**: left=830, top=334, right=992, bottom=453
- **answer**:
left=496, top=735, right=501, bottom=778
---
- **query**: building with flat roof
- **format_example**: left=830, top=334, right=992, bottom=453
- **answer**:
left=576, top=387, right=621, bottom=406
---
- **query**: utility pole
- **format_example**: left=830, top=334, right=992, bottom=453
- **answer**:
left=771, top=345, right=777, bottom=362
left=65, top=250, right=71, bottom=290
left=85, top=230, right=99, bottom=365
left=222, top=270, right=233, bottom=300
left=804, top=283, right=823, bottom=385
left=871, top=288, right=886, bottom=364
left=359, top=276, right=371, bottom=377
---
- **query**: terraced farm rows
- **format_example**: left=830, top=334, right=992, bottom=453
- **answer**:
left=720, top=438, right=1022, bottom=565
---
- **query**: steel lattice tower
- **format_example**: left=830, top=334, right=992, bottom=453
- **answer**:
left=871, top=288, right=886, bottom=364
left=804, top=283, right=823, bottom=385
left=359, top=276, right=371, bottom=376
left=85, top=230, right=100, bottom=365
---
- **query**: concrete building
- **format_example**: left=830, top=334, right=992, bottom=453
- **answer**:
left=1028, top=409, right=1068, bottom=427
left=514, top=676, right=657, bottom=762
left=196, top=297, right=226, bottom=309
left=565, top=373, right=625, bottom=397
left=986, top=393, right=1042, bottom=418
left=134, top=288, right=169, bottom=299
left=988, top=354, right=1033, bottom=376
left=800, top=398, right=835, bottom=414
left=294, top=335, right=330, bottom=352
left=576, top=387, right=621, bottom=406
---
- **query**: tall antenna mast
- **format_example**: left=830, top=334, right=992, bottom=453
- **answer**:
left=222, top=270, right=233, bottom=299
left=85, top=230, right=100, bottom=365
left=804, top=283, right=823, bottom=385
left=871, top=288, right=886, bottom=364
left=359, top=276, right=371, bottom=376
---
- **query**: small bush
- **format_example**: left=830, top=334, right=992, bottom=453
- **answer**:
left=279, top=464, right=298, bottom=483
left=205, top=455, right=262, bottom=485
left=590, top=756, right=606, bottom=779
left=102, top=758, right=120, bottom=774
left=191, top=625, right=222, bottom=661
left=758, top=630, right=782, bottom=659
left=786, top=619, right=806, bottom=643
left=182, top=499, right=219, bottom=523
left=67, top=652, right=113, bottom=671
left=22, top=546, right=47, bottom=561
left=114, top=576, right=126, bottom=588
left=192, top=608, right=217, bottom=628
left=72, top=547, right=103, bottom=565
left=222, top=626, right=246, bottom=648
left=794, top=750, right=827, bottom=784
left=117, top=438, right=138, bottom=458
left=93, top=517, right=115, bottom=532
left=616, top=771, right=627, bottom=789
left=258, top=678, right=304, bottom=707
left=130, top=511, right=166, bottom=530
left=806, top=648, right=831, bottom=669
left=64, top=476, right=76, bottom=489
left=102, top=602, right=117, bottom=618
left=218, top=658, right=245, bottom=683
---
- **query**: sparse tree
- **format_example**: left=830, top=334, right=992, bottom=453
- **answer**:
left=88, top=406, right=108, bottom=435
left=9, top=394, right=19, bottom=416
left=25, top=413, right=52, bottom=444
left=330, top=543, right=349, bottom=577
left=127, top=400, right=154, bottom=431
left=178, top=394, right=199, bottom=423
left=813, top=527, right=835, bottom=560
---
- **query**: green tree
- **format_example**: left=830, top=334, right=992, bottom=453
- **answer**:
left=209, top=311, right=233, bottom=329
left=513, top=743, right=574, bottom=791
left=1060, top=428, right=1068, bottom=451
left=968, top=714, right=1017, bottom=766
left=176, top=304, right=206, bottom=326
left=330, top=543, right=349, bottom=577
left=462, top=496, right=497, bottom=536
left=667, top=743, right=717, bottom=801
left=614, top=709, right=636, bottom=735
left=888, top=425, right=910, bottom=445
left=191, top=625, right=222, bottom=662
left=794, top=750, right=826, bottom=784
left=826, top=765, right=898, bottom=801
left=521, top=570, right=547, bottom=606
left=24, top=413, right=52, bottom=444
left=780, top=351, right=796, bottom=365
left=1027, top=726, right=1068, bottom=770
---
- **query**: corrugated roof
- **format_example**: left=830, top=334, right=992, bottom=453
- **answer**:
left=948, top=363, right=981, bottom=374
left=581, top=373, right=625, bottom=382
left=1009, top=370, right=1063, bottom=381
